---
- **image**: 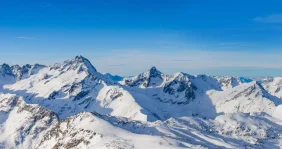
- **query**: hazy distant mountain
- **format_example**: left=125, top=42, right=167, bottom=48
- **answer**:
left=104, top=73, right=124, bottom=81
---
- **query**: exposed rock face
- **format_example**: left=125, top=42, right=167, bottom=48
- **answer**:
left=0, top=63, right=45, bottom=82
left=50, top=55, right=96, bottom=75
left=163, top=73, right=197, bottom=104
left=28, top=64, right=45, bottom=76
left=124, top=66, right=165, bottom=88
left=11, top=64, right=31, bottom=81
left=35, top=112, right=183, bottom=149
left=0, top=93, right=58, bottom=149
left=217, top=76, right=252, bottom=90
left=0, top=63, right=14, bottom=77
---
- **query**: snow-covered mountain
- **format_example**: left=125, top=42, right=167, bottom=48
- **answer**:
left=0, top=63, right=45, bottom=86
left=104, top=73, right=124, bottom=82
left=122, top=66, right=166, bottom=88
left=0, top=56, right=282, bottom=149
left=216, top=76, right=252, bottom=90
left=0, top=93, right=58, bottom=149
left=2, top=56, right=150, bottom=121
left=259, top=77, right=282, bottom=99
left=209, top=81, right=282, bottom=115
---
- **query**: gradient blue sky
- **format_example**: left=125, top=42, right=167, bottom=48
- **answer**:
left=1, top=0, right=282, bottom=77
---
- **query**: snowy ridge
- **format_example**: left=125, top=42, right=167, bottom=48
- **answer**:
left=216, top=76, right=253, bottom=91
left=0, top=63, right=45, bottom=82
left=0, top=56, right=282, bottom=148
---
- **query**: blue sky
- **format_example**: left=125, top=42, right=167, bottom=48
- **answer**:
left=1, top=0, right=282, bottom=77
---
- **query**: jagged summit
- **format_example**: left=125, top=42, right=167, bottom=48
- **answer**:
left=216, top=76, right=253, bottom=91
left=0, top=63, right=13, bottom=76
left=50, top=55, right=97, bottom=75
left=123, top=66, right=165, bottom=88
left=0, top=63, right=46, bottom=81
left=148, top=66, right=157, bottom=72
left=147, top=66, right=162, bottom=78
left=74, top=55, right=92, bottom=63
left=72, top=55, right=97, bottom=73
left=171, top=72, right=192, bottom=80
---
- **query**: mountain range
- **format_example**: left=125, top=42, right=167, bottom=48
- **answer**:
left=0, top=56, right=281, bottom=149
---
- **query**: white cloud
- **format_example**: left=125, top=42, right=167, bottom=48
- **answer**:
left=16, top=36, right=37, bottom=39
left=218, top=42, right=244, bottom=46
left=108, top=64, right=127, bottom=67
left=253, top=14, right=282, bottom=23
left=89, top=49, right=282, bottom=76
left=43, top=4, right=52, bottom=7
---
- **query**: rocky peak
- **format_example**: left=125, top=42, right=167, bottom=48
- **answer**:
left=217, top=76, right=253, bottom=90
left=229, top=81, right=281, bottom=105
left=10, top=64, right=21, bottom=72
left=0, top=63, right=13, bottom=76
left=9, top=64, right=44, bottom=81
left=28, top=64, right=45, bottom=76
left=72, top=55, right=97, bottom=73
left=162, top=72, right=197, bottom=104
left=170, top=72, right=193, bottom=81
left=147, top=66, right=162, bottom=78
left=21, top=64, right=32, bottom=70
left=218, top=76, right=242, bottom=90
left=51, top=55, right=97, bottom=75
left=124, top=66, right=164, bottom=88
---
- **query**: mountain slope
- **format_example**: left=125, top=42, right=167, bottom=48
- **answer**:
left=260, top=77, right=282, bottom=99
left=0, top=93, right=58, bottom=149
left=36, top=112, right=188, bottom=149
left=36, top=112, right=282, bottom=149
left=209, top=81, right=282, bottom=115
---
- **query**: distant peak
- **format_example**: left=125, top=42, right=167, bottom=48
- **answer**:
left=145, top=66, right=163, bottom=78
left=72, top=55, right=97, bottom=74
left=147, top=66, right=162, bottom=77
left=174, top=72, right=187, bottom=77
left=33, top=63, right=45, bottom=67
left=74, top=55, right=87, bottom=61
left=0, top=63, right=13, bottom=76
left=172, top=72, right=194, bottom=81
left=104, top=73, right=124, bottom=81
left=23, top=64, right=32, bottom=68
left=149, top=66, right=157, bottom=71
left=1, top=63, right=10, bottom=68
left=50, top=55, right=97, bottom=75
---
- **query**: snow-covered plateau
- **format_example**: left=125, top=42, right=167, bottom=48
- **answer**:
left=0, top=56, right=281, bottom=149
